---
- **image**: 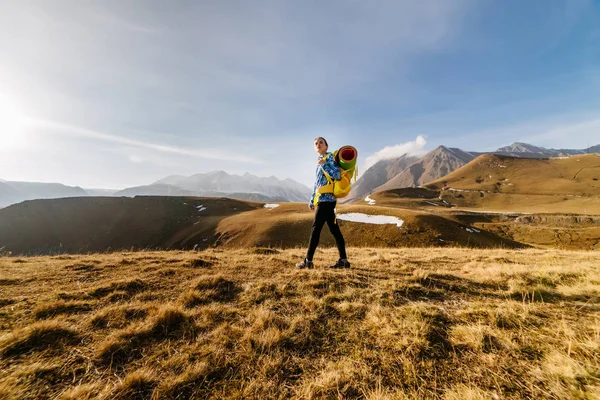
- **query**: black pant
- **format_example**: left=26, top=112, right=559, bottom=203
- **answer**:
left=307, top=202, right=347, bottom=261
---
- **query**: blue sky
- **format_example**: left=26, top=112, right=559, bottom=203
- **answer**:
left=0, top=0, right=598, bottom=189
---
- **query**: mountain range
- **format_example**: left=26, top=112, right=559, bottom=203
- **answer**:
left=113, top=171, right=311, bottom=202
left=346, top=142, right=600, bottom=202
left=0, top=172, right=312, bottom=208
left=495, top=142, right=600, bottom=158
left=1, top=142, right=598, bottom=208
left=343, top=154, right=419, bottom=202
left=0, top=180, right=87, bottom=208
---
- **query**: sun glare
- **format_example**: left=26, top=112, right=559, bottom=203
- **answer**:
left=0, top=93, right=29, bottom=149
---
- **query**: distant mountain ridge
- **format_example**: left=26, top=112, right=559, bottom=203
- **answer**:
left=374, top=146, right=478, bottom=192
left=343, top=154, right=419, bottom=202
left=352, top=142, right=600, bottom=200
left=2, top=142, right=597, bottom=207
left=0, top=180, right=87, bottom=208
left=0, top=172, right=312, bottom=207
left=496, top=142, right=547, bottom=154
left=130, top=171, right=311, bottom=202
left=495, top=142, right=600, bottom=158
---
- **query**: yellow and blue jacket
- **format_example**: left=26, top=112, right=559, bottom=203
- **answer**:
left=309, top=152, right=341, bottom=206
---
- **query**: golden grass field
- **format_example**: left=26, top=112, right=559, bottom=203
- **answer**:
left=424, top=153, right=600, bottom=215
left=427, top=154, right=600, bottom=196
left=1, top=247, right=599, bottom=399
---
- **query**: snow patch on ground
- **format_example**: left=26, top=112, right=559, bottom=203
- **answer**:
left=196, top=205, right=207, bottom=212
left=337, top=213, right=404, bottom=228
left=364, top=196, right=376, bottom=205
left=264, top=204, right=280, bottom=209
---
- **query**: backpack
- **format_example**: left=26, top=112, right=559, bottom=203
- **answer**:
left=316, top=145, right=358, bottom=201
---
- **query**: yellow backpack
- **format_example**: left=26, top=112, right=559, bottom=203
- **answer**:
left=314, top=150, right=358, bottom=205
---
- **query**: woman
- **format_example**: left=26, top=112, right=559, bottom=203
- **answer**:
left=296, top=137, right=350, bottom=269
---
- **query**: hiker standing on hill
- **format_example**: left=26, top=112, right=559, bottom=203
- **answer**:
left=296, top=137, right=350, bottom=269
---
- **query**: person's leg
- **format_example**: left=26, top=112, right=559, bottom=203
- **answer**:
left=325, top=202, right=347, bottom=260
left=306, top=203, right=328, bottom=261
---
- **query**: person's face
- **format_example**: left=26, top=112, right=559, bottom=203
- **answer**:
left=314, top=138, right=327, bottom=154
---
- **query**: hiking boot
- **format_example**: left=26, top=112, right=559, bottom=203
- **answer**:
left=296, top=258, right=314, bottom=269
left=329, top=258, right=351, bottom=269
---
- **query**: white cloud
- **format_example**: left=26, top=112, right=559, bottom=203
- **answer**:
left=364, top=135, right=428, bottom=169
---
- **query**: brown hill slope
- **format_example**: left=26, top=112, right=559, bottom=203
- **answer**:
left=213, top=202, right=524, bottom=249
left=0, top=196, right=525, bottom=255
left=1, top=248, right=599, bottom=399
left=424, top=153, right=600, bottom=214
left=470, top=214, right=600, bottom=250
left=427, top=153, right=600, bottom=194
left=0, top=196, right=261, bottom=255
left=359, top=188, right=600, bottom=250
left=374, top=146, right=477, bottom=192
left=354, top=187, right=444, bottom=210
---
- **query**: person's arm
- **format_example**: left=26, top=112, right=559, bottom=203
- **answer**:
left=322, top=154, right=341, bottom=180
left=309, top=175, right=317, bottom=208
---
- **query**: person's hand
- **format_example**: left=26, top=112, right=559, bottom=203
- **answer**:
left=309, top=204, right=315, bottom=211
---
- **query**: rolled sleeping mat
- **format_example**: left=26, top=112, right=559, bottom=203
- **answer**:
left=334, top=145, right=358, bottom=178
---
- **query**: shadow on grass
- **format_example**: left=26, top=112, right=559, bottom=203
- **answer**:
left=394, top=274, right=507, bottom=304
left=1, top=320, right=81, bottom=357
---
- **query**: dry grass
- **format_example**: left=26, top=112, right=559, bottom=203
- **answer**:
left=34, top=300, right=94, bottom=319
left=1, top=247, right=599, bottom=399
left=424, top=153, right=600, bottom=215
left=112, top=367, right=158, bottom=399
left=0, top=320, right=81, bottom=357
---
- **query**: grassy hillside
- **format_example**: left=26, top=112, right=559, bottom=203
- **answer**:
left=465, top=214, right=600, bottom=251
left=0, top=196, right=262, bottom=255
left=213, top=203, right=524, bottom=249
left=419, top=154, right=600, bottom=215
left=0, top=196, right=525, bottom=256
left=1, top=248, right=599, bottom=399
left=426, top=153, right=600, bottom=195
left=361, top=189, right=600, bottom=250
